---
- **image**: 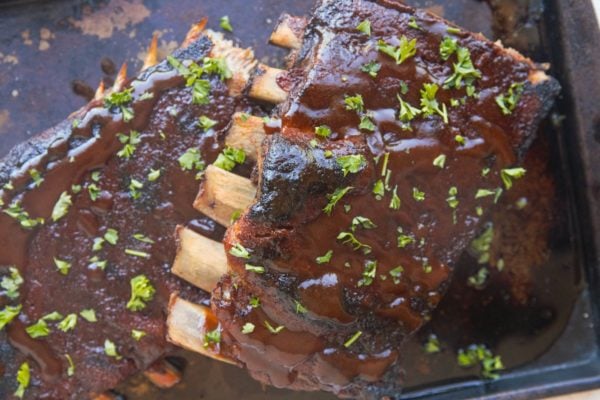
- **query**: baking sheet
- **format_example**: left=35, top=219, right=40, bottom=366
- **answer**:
left=0, top=1, right=599, bottom=399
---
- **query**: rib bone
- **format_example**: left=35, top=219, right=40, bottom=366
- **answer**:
left=172, top=225, right=227, bottom=291
left=193, top=165, right=256, bottom=227
left=167, top=294, right=235, bottom=365
left=225, top=113, right=266, bottom=162
left=142, top=34, right=159, bottom=71
left=269, top=14, right=307, bottom=49
left=249, top=64, right=287, bottom=104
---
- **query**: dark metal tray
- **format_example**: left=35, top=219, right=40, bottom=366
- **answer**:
left=0, top=1, right=598, bottom=399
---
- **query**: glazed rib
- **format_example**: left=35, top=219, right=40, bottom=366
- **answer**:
left=0, top=25, right=260, bottom=398
left=210, top=0, right=560, bottom=398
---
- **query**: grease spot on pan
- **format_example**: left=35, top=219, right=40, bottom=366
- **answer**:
left=68, top=0, right=151, bottom=39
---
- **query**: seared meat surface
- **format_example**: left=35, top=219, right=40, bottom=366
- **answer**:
left=215, top=0, right=559, bottom=397
left=0, top=32, right=251, bottom=398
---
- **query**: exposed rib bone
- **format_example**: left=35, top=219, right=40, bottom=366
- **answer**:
left=205, top=31, right=257, bottom=97
left=249, top=64, right=288, bottom=104
left=182, top=18, right=208, bottom=48
left=193, top=165, right=256, bottom=227
left=142, top=358, right=182, bottom=389
left=112, top=63, right=128, bottom=93
left=172, top=225, right=227, bottom=292
left=142, top=34, right=159, bottom=71
left=167, top=294, right=235, bottom=365
left=269, top=14, right=307, bottom=49
left=93, top=81, right=105, bottom=101
left=225, top=113, right=266, bottom=162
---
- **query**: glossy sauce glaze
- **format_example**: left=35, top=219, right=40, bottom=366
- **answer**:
left=215, top=0, right=558, bottom=397
left=0, top=37, right=235, bottom=398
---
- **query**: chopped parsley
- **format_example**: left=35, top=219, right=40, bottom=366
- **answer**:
left=104, top=339, right=122, bottom=360
left=26, top=319, right=50, bottom=338
left=65, top=354, right=75, bottom=376
left=500, top=167, right=526, bottom=190
left=58, top=313, right=78, bottom=332
left=420, top=83, right=448, bottom=123
left=457, top=344, right=504, bottom=379
left=264, top=320, right=285, bottom=334
left=214, top=146, right=246, bottom=171
left=344, top=331, right=362, bottom=348
left=147, top=168, right=161, bottom=182
left=117, top=130, right=141, bottom=159
left=433, top=154, right=446, bottom=169
left=1, top=267, right=23, bottom=299
left=315, top=125, right=332, bottom=138
left=316, top=250, right=333, bottom=264
left=408, top=17, right=421, bottom=30
left=444, top=47, right=481, bottom=90
left=54, top=258, right=71, bottom=275
left=359, top=114, right=376, bottom=131
left=199, top=115, right=217, bottom=132
left=230, top=243, right=251, bottom=259
left=323, top=186, right=353, bottom=216
left=245, top=264, right=265, bottom=274
left=14, top=361, right=30, bottom=398
left=356, top=19, right=371, bottom=36
left=377, top=36, right=417, bottom=64
left=3, top=201, right=44, bottom=230
left=0, top=304, right=22, bottom=330
left=439, top=36, right=458, bottom=60
left=203, top=328, right=221, bottom=347
left=372, top=180, right=385, bottom=199
left=344, top=94, right=365, bottom=114
left=412, top=187, right=425, bottom=201
left=337, top=232, right=372, bottom=254
left=336, top=155, right=366, bottom=176
left=249, top=297, right=260, bottom=308
left=454, top=134, right=466, bottom=146
left=104, top=88, right=134, bottom=122
left=397, top=231, right=415, bottom=248
left=79, top=309, right=97, bottom=323
left=467, top=267, right=489, bottom=289
left=178, top=148, right=205, bottom=174
left=129, top=178, right=144, bottom=200
left=470, top=225, right=494, bottom=264
left=358, top=260, right=377, bottom=287
left=125, top=249, right=151, bottom=258
left=133, top=233, right=154, bottom=244
left=397, top=94, right=421, bottom=125
left=390, top=186, right=401, bottom=210
left=131, top=329, right=146, bottom=341
left=241, top=322, right=255, bottom=334
left=496, top=82, right=524, bottom=115
left=361, top=61, right=381, bottom=78
left=351, top=216, right=377, bottom=232
left=475, top=188, right=503, bottom=203
left=447, top=186, right=459, bottom=209
left=202, top=57, right=232, bottom=80
left=104, top=228, right=119, bottom=245
left=220, top=15, right=233, bottom=32
left=88, top=183, right=101, bottom=201
left=389, top=266, right=404, bottom=284
left=29, top=169, right=44, bottom=187
left=126, top=275, right=155, bottom=312
left=167, top=56, right=212, bottom=105
left=424, top=334, right=441, bottom=354
left=295, top=300, right=308, bottom=314
left=51, top=191, right=72, bottom=222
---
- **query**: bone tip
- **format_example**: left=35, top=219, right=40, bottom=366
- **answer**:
left=94, top=81, right=106, bottom=101
left=142, top=34, right=159, bottom=70
left=183, top=18, right=208, bottom=47
left=112, top=63, right=128, bottom=92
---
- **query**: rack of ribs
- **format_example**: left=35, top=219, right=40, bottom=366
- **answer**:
left=168, top=0, right=560, bottom=398
left=0, top=20, right=280, bottom=398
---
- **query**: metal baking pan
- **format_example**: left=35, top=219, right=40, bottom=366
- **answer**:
left=0, top=0, right=598, bottom=399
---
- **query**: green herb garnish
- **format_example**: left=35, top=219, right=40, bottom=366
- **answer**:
left=127, top=275, right=155, bottom=311
left=323, top=186, right=353, bottom=216
left=377, top=36, right=417, bottom=64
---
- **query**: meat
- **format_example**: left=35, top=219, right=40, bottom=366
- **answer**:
left=0, top=27, right=256, bottom=398
left=213, top=0, right=560, bottom=397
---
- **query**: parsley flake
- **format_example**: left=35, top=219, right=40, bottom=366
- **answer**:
left=1, top=267, right=23, bottom=300
left=14, top=361, right=30, bottom=398
left=54, top=258, right=72, bottom=275
left=361, top=61, right=381, bottom=78
left=316, top=250, right=333, bottom=264
left=356, top=19, right=371, bottom=36
left=324, top=186, right=353, bottom=215
left=127, top=275, right=155, bottom=312
left=0, top=304, right=22, bottom=330
left=230, top=243, right=251, bottom=259
left=496, top=82, right=524, bottom=115
left=377, top=35, right=417, bottom=64
left=214, top=146, right=246, bottom=171
left=241, top=322, right=255, bottom=334
left=344, top=331, right=362, bottom=348
left=51, top=191, right=72, bottom=222
left=337, top=155, right=366, bottom=176
left=264, top=320, right=285, bottom=334
left=220, top=15, right=233, bottom=32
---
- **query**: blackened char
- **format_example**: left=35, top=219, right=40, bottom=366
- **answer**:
left=215, top=0, right=560, bottom=398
